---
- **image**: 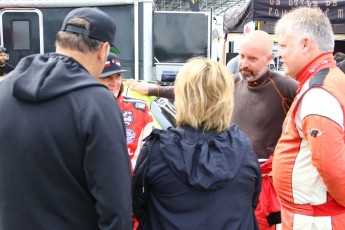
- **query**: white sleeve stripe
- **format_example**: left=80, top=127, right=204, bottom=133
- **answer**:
left=300, top=88, right=344, bottom=130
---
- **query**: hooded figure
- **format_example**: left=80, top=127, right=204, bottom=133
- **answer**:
left=132, top=57, right=261, bottom=230
left=0, top=8, right=132, bottom=230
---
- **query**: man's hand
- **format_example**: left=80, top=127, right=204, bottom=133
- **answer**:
left=124, top=79, right=151, bottom=95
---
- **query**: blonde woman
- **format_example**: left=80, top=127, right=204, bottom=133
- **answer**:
left=132, top=57, right=261, bottom=230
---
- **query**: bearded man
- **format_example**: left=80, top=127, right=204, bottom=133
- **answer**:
left=231, top=30, right=298, bottom=230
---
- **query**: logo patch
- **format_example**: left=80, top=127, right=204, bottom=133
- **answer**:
left=126, top=129, right=135, bottom=144
left=112, top=58, right=121, bottom=67
left=135, top=102, right=146, bottom=110
left=308, top=128, right=322, bottom=138
left=104, top=61, right=111, bottom=67
left=123, top=111, right=133, bottom=126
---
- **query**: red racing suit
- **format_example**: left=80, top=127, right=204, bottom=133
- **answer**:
left=117, top=95, right=153, bottom=171
left=255, top=155, right=281, bottom=230
left=273, top=53, right=345, bottom=229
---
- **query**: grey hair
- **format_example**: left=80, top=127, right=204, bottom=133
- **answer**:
left=275, top=7, right=334, bottom=52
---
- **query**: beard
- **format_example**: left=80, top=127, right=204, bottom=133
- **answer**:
left=239, top=65, right=267, bottom=82
left=0, top=60, right=5, bottom=66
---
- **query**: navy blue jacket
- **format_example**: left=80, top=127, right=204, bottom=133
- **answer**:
left=0, top=53, right=132, bottom=230
left=133, top=125, right=261, bottom=230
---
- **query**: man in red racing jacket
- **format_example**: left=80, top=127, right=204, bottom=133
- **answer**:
left=273, top=7, right=345, bottom=229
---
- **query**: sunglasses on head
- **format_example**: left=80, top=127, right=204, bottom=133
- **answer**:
left=0, top=47, right=7, bottom=52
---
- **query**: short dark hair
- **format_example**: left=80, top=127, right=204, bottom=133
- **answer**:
left=55, top=17, right=103, bottom=53
left=334, top=52, right=345, bottom=63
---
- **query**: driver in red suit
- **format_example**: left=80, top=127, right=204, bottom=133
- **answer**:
left=97, top=53, right=153, bottom=172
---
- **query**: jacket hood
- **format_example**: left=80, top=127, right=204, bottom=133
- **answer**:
left=159, top=125, right=247, bottom=190
left=10, top=53, right=104, bottom=103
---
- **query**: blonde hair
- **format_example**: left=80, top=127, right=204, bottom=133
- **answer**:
left=174, top=57, right=234, bottom=133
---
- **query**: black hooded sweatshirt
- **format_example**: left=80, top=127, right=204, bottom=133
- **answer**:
left=0, top=53, right=132, bottom=230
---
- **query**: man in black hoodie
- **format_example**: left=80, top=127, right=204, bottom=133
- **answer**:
left=0, top=7, right=132, bottom=230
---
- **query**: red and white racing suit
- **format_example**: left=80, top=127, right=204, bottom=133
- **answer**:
left=273, top=53, right=345, bottom=229
left=117, top=95, right=153, bottom=171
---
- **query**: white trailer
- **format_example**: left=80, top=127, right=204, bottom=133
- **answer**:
left=0, top=0, right=212, bottom=81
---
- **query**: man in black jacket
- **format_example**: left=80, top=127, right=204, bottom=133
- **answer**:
left=0, top=7, right=132, bottom=230
left=0, top=46, right=14, bottom=77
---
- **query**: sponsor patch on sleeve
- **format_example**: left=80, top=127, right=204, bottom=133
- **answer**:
left=308, top=128, right=322, bottom=138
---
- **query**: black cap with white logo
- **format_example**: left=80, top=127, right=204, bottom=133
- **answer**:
left=101, top=53, right=127, bottom=77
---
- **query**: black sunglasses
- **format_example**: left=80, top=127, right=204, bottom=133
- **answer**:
left=0, top=47, right=7, bottom=52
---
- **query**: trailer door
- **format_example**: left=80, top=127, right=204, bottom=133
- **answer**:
left=0, top=9, right=43, bottom=67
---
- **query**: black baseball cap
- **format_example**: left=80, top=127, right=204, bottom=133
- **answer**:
left=61, top=7, right=120, bottom=54
left=101, top=53, right=127, bottom=77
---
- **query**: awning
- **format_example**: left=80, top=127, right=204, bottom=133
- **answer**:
left=224, top=0, right=345, bottom=33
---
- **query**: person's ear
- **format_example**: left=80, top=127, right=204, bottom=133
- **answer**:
left=301, top=38, right=311, bottom=52
left=98, top=42, right=110, bottom=62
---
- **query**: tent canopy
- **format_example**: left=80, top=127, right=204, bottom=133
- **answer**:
left=224, top=0, right=345, bottom=33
